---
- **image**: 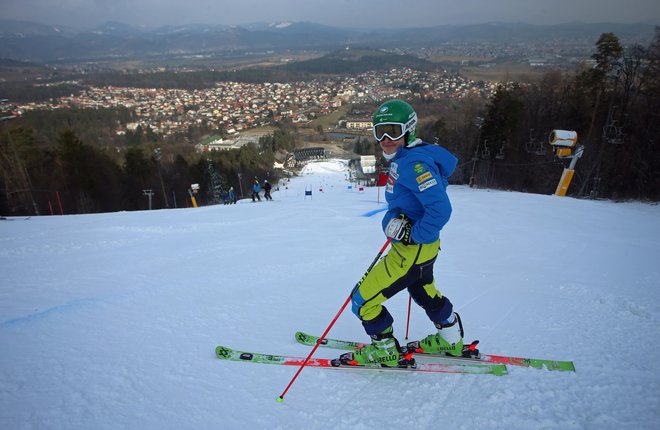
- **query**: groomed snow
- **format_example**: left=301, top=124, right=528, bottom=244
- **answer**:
left=1, top=159, right=659, bottom=429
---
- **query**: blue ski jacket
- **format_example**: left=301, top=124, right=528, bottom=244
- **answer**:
left=382, top=142, right=458, bottom=244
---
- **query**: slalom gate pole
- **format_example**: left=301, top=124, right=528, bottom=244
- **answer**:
left=277, top=237, right=393, bottom=402
left=405, top=295, right=412, bottom=339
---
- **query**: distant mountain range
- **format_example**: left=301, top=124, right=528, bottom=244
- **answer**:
left=0, top=19, right=655, bottom=63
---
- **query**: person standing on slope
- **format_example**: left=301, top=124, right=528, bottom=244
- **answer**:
left=263, top=179, right=272, bottom=201
left=344, top=99, right=464, bottom=367
left=251, top=178, right=262, bottom=202
left=228, top=186, right=237, bottom=204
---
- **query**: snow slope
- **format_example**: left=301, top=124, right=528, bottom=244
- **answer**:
left=1, top=159, right=659, bottom=429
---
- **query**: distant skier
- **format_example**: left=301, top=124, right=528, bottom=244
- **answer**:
left=344, top=99, right=463, bottom=367
left=251, top=178, right=261, bottom=202
left=228, top=186, right=237, bottom=204
left=263, top=179, right=272, bottom=201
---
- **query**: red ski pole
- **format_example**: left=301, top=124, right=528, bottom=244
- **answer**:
left=277, top=237, right=393, bottom=402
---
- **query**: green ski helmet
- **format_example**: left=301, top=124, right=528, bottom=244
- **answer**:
left=372, top=100, right=421, bottom=147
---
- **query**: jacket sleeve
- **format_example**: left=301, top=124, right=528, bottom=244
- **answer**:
left=411, top=180, right=452, bottom=244
left=400, top=155, right=456, bottom=244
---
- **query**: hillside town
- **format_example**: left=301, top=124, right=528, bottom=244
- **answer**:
left=4, top=68, right=496, bottom=145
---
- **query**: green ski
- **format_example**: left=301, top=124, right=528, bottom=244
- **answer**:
left=295, top=331, right=575, bottom=372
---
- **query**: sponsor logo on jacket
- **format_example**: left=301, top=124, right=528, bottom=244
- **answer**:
left=389, top=162, right=399, bottom=180
left=413, top=163, right=426, bottom=174
left=418, top=178, right=437, bottom=191
left=416, top=172, right=432, bottom=184
left=386, top=176, right=395, bottom=193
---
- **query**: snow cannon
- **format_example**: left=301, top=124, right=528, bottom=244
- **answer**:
left=189, top=183, right=200, bottom=208
left=548, top=130, right=578, bottom=158
left=548, top=130, right=583, bottom=197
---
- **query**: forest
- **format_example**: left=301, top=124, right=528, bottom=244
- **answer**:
left=0, top=109, right=295, bottom=214
left=1, top=29, right=659, bottom=216
left=412, top=30, right=660, bottom=201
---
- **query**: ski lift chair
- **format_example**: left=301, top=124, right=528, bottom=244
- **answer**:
left=603, top=121, right=625, bottom=145
left=481, top=140, right=490, bottom=159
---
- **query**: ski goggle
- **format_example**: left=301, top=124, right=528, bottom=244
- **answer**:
left=373, top=122, right=406, bottom=142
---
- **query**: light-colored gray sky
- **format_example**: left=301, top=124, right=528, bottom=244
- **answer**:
left=1, top=0, right=659, bottom=29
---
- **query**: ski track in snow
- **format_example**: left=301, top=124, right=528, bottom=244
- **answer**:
left=1, top=159, right=659, bottom=429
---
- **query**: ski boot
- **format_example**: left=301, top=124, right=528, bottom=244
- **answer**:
left=338, top=327, right=414, bottom=368
left=413, top=312, right=465, bottom=357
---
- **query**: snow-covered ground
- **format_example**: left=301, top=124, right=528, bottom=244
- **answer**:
left=1, top=159, right=659, bottom=429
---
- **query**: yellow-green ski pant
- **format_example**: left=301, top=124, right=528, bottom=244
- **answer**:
left=351, top=240, right=454, bottom=336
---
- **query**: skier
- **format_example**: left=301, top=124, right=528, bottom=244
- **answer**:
left=251, top=178, right=261, bottom=202
left=345, top=99, right=463, bottom=367
left=228, top=186, right=236, bottom=204
left=263, top=179, right=272, bottom=201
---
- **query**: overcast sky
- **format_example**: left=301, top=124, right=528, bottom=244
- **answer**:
left=1, top=0, right=659, bottom=29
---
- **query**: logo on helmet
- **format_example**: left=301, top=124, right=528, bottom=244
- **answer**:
left=379, top=106, right=389, bottom=113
